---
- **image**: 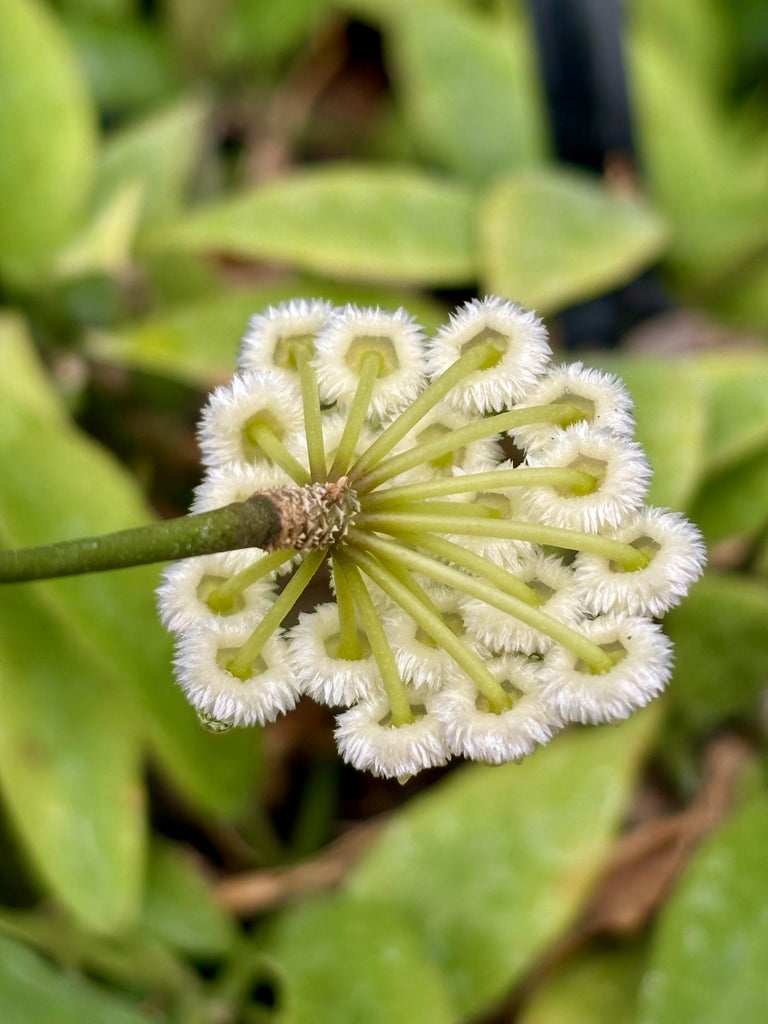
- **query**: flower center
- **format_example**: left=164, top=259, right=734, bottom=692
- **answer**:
left=344, top=336, right=399, bottom=375
left=273, top=333, right=315, bottom=369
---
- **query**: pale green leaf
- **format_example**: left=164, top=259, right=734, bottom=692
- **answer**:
left=591, top=356, right=706, bottom=511
left=0, top=584, right=145, bottom=932
left=389, top=4, right=546, bottom=182
left=639, top=796, right=768, bottom=1024
left=149, top=166, right=476, bottom=285
left=87, top=283, right=449, bottom=384
left=0, top=335, right=261, bottom=819
left=0, top=0, right=96, bottom=281
left=55, top=180, right=144, bottom=279
left=264, top=893, right=456, bottom=1024
left=0, top=315, right=67, bottom=425
left=520, top=946, right=645, bottom=1024
left=479, top=170, right=667, bottom=313
left=93, top=99, right=208, bottom=235
left=665, top=573, right=768, bottom=726
left=349, top=709, right=660, bottom=1017
left=0, top=934, right=156, bottom=1024
left=690, top=448, right=768, bottom=545
left=139, top=840, right=236, bottom=958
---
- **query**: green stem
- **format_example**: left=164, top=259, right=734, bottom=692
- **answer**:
left=360, top=466, right=597, bottom=506
left=331, top=555, right=364, bottom=659
left=345, top=545, right=511, bottom=711
left=375, top=500, right=502, bottom=519
left=334, top=555, right=413, bottom=725
left=353, top=404, right=583, bottom=492
left=396, top=530, right=540, bottom=606
left=245, top=421, right=311, bottom=485
left=354, top=513, right=649, bottom=571
left=228, top=550, right=325, bottom=679
left=328, top=351, right=383, bottom=479
left=348, top=342, right=502, bottom=478
left=206, top=549, right=297, bottom=613
left=295, top=348, right=326, bottom=481
left=0, top=497, right=283, bottom=583
left=348, top=530, right=614, bottom=672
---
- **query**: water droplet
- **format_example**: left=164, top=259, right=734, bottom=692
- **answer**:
left=197, top=711, right=234, bottom=734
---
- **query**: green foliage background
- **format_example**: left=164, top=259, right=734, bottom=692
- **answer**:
left=1, top=0, right=767, bottom=1020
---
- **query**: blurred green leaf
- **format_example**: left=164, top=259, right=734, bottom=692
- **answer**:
left=389, top=4, right=545, bottom=182
left=215, top=0, right=327, bottom=72
left=479, top=170, right=667, bottom=313
left=690, top=448, right=768, bottom=545
left=592, top=356, right=706, bottom=511
left=0, top=320, right=262, bottom=820
left=0, top=934, right=157, bottom=1024
left=0, top=584, right=145, bottom=931
left=139, top=840, right=236, bottom=958
left=0, top=315, right=67, bottom=424
left=665, top=573, right=768, bottom=726
left=685, top=353, right=768, bottom=472
left=349, top=708, right=660, bottom=1018
left=66, top=15, right=180, bottom=115
left=639, top=795, right=768, bottom=1024
left=263, top=893, right=456, bottom=1023
left=519, top=946, right=645, bottom=1024
left=0, top=0, right=96, bottom=282
left=93, top=100, right=208, bottom=237
left=87, top=282, right=448, bottom=384
left=55, top=180, right=144, bottom=280
left=150, top=166, right=476, bottom=285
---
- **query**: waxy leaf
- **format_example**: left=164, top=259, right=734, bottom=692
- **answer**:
left=639, top=796, right=768, bottom=1024
left=0, top=0, right=96, bottom=281
left=479, top=170, right=667, bottom=313
left=151, top=166, right=475, bottom=285
left=349, top=709, right=660, bottom=1017
left=520, top=947, right=645, bottom=1024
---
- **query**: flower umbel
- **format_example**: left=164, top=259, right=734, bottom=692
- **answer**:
left=158, top=299, right=706, bottom=779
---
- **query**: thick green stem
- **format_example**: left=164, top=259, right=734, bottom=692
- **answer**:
left=0, top=497, right=283, bottom=583
left=354, top=403, right=583, bottom=492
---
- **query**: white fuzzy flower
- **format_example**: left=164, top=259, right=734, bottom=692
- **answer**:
left=433, top=655, right=560, bottom=763
left=285, top=410, right=377, bottom=474
left=573, top=506, right=707, bottom=617
left=288, top=603, right=382, bottom=706
left=197, top=369, right=304, bottom=469
left=191, top=461, right=293, bottom=513
left=460, top=551, right=582, bottom=655
left=512, top=362, right=635, bottom=452
left=174, top=624, right=299, bottom=726
left=334, top=692, right=448, bottom=778
left=539, top=614, right=673, bottom=724
left=156, top=551, right=276, bottom=633
left=383, top=589, right=480, bottom=691
left=521, top=423, right=651, bottom=532
left=427, top=296, right=551, bottom=414
left=313, top=305, right=427, bottom=418
left=238, top=298, right=334, bottom=373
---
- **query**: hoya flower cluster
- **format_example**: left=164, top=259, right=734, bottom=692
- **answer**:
left=157, top=297, right=705, bottom=778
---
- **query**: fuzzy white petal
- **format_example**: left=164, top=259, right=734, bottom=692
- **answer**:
left=197, top=369, right=304, bottom=469
left=573, top=506, right=707, bottom=616
left=433, top=655, right=560, bottom=763
left=238, top=298, right=334, bottom=373
left=460, top=551, right=582, bottom=655
left=287, top=603, right=382, bottom=706
left=539, top=614, right=673, bottom=724
left=334, top=692, right=448, bottom=778
left=173, top=624, right=299, bottom=726
left=313, top=305, right=427, bottom=418
left=512, top=361, right=635, bottom=452
left=427, top=296, right=551, bottom=414
left=191, top=462, right=293, bottom=513
left=521, top=423, right=651, bottom=532
left=156, top=551, right=276, bottom=633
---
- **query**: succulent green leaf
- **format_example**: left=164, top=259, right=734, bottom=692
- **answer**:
left=349, top=709, right=660, bottom=1017
left=639, top=796, right=768, bottom=1024
left=479, top=170, right=667, bottom=312
left=150, top=166, right=475, bottom=285
left=0, top=0, right=96, bottom=281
